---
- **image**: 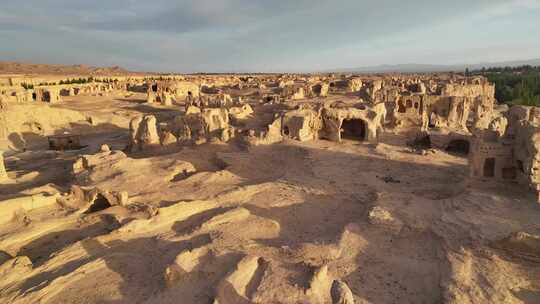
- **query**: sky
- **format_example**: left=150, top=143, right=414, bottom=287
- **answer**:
left=1, top=0, right=539, bottom=73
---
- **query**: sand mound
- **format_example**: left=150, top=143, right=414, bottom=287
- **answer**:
left=0, top=103, right=87, bottom=150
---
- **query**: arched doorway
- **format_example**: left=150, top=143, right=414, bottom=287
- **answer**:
left=483, top=158, right=495, bottom=177
left=341, top=119, right=366, bottom=141
left=397, top=100, right=406, bottom=113
left=42, top=91, right=51, bottom=102
left=428, top=113, right=436, bottom=128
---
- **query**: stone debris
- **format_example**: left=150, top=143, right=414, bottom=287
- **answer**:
left=377, top=175, right=401, bottom=183
left=368, top=206, right=403, bottom=232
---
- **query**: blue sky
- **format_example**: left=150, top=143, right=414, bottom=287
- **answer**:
left=1, top=0, right=539, bottom=72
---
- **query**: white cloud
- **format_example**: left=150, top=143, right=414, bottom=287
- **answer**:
left=485, top=0, right=540, bottom=17
left=1, top=0, right=539, bottom=72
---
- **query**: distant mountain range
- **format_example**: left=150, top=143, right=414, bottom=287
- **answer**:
left=3, top=58, right=540, bottom=75
left=325, top=58, right=540, bottom=74
left=0, top=61, right=137, bottom=75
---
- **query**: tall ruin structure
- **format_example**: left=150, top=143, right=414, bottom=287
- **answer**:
left=470, top=105, right=540, bottom=201
left=146, top=80, right=200, bottom=105
left=0, top=151, right=8, bottom=182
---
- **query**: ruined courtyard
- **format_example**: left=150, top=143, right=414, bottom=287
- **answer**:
left=0, top=71, right=539, bottom=304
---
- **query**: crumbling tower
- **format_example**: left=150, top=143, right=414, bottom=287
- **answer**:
left=0, top=151, right=9, bottom=182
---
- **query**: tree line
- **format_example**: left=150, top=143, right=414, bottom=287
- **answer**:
left=471, top=65, right=540, bottom=106
left=20, top=77, right=119, bottom=90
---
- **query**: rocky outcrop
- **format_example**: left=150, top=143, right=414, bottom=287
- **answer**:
left=306, top=265, right=333, bottom=303
left=215, top=255, right=262, bottom=304
left=128, top=115, right=160, bottom=151
left=73, top=149, right=127, bottom=180
left=57, top=185, right=129, bottom=213
left=138, top=116, right=160, bottom=148
left=331, top=280, right=355, bottom=304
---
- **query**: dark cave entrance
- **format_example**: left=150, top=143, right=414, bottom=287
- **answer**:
left=283, top=126, right=290, bottom=137
left=483, top=158, right=495, bottom=178
left=446, top=140, right=470, bottom=156
left=42, top=91, right=51, bottom=102
left=84, top=194, right=112, bottom=214
left=341, top=119, right=366, bottom=141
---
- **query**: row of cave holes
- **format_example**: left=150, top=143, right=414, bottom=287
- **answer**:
left=283, top=123, right=527, bottom=179
left=417, top=137, right=527, bottom=179
left=151, top=84, right=193, bottom=96
left=396, top=101, right=449, bottom=130
left=283, top=119, right=368, bottom=142
left=29, top=92, right=51, bottom=102
left=396, top=101, right=452, bottom=130
left=283, top=121, right=472, bottom=155
left=397, top=99, right=419, bottom=113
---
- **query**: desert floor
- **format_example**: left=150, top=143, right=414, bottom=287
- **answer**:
left=1, top=93, right=539, bottom=304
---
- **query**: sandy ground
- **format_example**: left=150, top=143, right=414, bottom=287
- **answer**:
left=1, top=94, right=540, bottom=304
